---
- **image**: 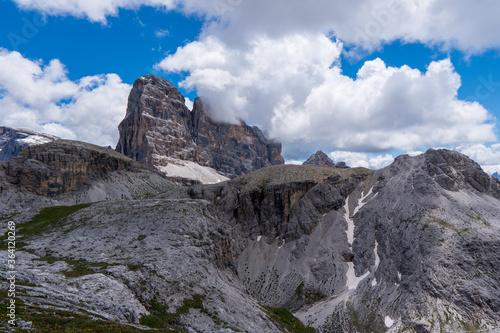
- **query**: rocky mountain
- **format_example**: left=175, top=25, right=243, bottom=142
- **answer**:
left=1, top=140, right=500, bottom=332
left=0, top=126, right=59, bottom=162
left=116, top=75, right=284, bottom=184
left=303, top=150, right=349, bottom=168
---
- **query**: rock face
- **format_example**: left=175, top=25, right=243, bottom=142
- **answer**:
left=303, top=150, right=349, bottom=168
left=116, top=75, right=284, bottom=183
left=0, top=140, right=177, bottom=211
left=190, top=149, right=500, bottom=332
left=2, top=142, right=500, bottom=333
left=0, top=126, right=58, bottom=161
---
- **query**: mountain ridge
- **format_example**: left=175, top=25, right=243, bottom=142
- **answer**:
left=1, top=141, right=500, bottom=332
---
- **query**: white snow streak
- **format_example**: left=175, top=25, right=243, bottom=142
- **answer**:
left=374, top=241, right=380, bottom=270
left=344, top=188, right=377, bottom=290
left=343, top=197, right=354, bottom=245
left=353, top=186, right=377, bottom=216
left=385, top=316, right=395, bottom=328
left=346, top=262, right=370, bottom=290
left=257, top=236, right=262, bottom=242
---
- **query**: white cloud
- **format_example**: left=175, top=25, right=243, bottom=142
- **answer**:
left=158, top=34, right=496, bottom=159
left=155, top=29, right=169, bottom=38
left=0, top=49, right=131, bottom=147
left=329, top=151, right=394, bottom=170
left=11, top=0, right=176, bottom=23
left=9, top=0, right=500, bottom=161
left=12, top=0, right=500, bottom=52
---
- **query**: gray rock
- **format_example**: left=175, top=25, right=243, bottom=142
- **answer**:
left=116, top=75, right=284, bottom=181
left=2, top=141, right=500, bottom=332
left=0, top=126, right=58, bottom=161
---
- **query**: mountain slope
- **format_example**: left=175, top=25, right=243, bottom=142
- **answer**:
left=1, top=143, right=500, bottom=332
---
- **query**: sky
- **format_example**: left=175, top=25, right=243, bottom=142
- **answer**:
left=0, top=0, right=499, bottom=173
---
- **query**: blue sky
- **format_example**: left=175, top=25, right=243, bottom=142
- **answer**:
left=0, top=0, right=499, bottom=172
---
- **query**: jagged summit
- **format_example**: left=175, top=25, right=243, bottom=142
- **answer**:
left=303, top=150, right=349, bottom=168
left=303, top=150, right=336, bottom=167
left=0, top=126, right=59, bottom=161
left=116, top=75, right=284, bottom=184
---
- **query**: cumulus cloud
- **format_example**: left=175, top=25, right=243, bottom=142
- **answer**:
left=158, top=34, right=496, bottom=159
left=12, top=0, right=500, bottom=52
left=0, top=49, right=131, bottom=146
left=329, top=151, right=394, bottom=170
left=10, top=0, right=500, bottom=161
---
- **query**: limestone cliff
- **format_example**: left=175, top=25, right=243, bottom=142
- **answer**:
left=0, top=140, right=176, bottom=211
left=116, top=75, right=284, bottom=183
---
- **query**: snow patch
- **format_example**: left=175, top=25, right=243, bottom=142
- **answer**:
left=346, top=262, right=369, bottom=290
left=343, top=197, right=354, bottom=245
left=155, top=157, right=229, bottom=184
left=385, top=316, right=394, bottom=328
left=374, top=241, right=380, bottom=270
left=17, top=135, right=53, bottom=146
left=344, top=193, right=370, bottom=290
left=257, top=236, right=262, bottom=242
left=371, top=277, right=377, bottom=286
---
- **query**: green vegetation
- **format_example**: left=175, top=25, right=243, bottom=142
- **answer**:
left=0, top=286, right=179, bottom=332
left=34, top=256, right=118, bottom=278
left=1, top=203, right=93, bottom=251
left=294, top=283, right=326, bottom=305
left=429, top=217, right=469, bottom=234
left=19, top=203, right=93, bottom=238
left=264, top=307, right=315, bottom=333
left=140, top=294, right=206, bottom=329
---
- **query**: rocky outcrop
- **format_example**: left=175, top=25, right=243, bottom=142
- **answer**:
left=0, top=140, right=176, bottom=211
left=116, top=75, right=284, bottom=183
left=303, top=150, right=349, bottom=168
left=0, top=126, right=58, bottom=161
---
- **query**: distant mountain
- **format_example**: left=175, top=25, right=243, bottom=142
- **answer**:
left=303, top=150, right=349, bottom=168
left=0, top=126, right=58, bottom=161
left=116, top=75, right=284, bottom=184
left=493, top=172, right=500, bottom=179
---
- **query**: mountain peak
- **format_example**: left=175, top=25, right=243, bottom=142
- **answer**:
left=116, top=75, right=284, bottom=184
left=0, top=126, right=59, bottom=161
left=302, top=150, right=348, bottom=168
